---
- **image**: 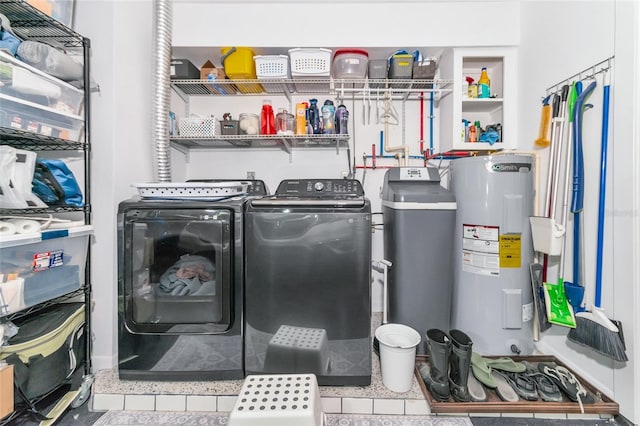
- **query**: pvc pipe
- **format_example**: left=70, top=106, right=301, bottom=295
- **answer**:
left=382, top=93, right=409, bottom=165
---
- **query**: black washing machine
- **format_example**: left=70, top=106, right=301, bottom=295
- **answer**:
left=117, top=180, right=267, bottom=381
left=244, top=179, right=372, bottom=386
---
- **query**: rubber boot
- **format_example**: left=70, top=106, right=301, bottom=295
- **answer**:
left=422, top=329, right=451, bottom=402
left=448, top=329, right=473, bottom=402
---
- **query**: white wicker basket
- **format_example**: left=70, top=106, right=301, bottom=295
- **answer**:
left=178, top=115, right=216, bottom=138
left=288, top=48, right=332, bottom=93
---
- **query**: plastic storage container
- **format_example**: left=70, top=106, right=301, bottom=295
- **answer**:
left=368, top=59, right=388, bottom=88
left=389, top=53, right=414, bottom=79
left=0, top=95, right=84, bottom=142
left=220, top=47, right=262, bottom=93
left=288, top=48, right=332, bottom=93
left=0, top=225, right=93, bottom=317
left=332, top=49, right=368, bottom=79
left=178, top=115, right=216, bottom=138
left=0, top=51, right=84, bottom=116
left=254, top=54, right=295, bottom=93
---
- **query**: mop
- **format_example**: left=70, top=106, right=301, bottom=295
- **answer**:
left=567, top=72, right=627, bottom=362
left=542, top=85, right=576, bottom=328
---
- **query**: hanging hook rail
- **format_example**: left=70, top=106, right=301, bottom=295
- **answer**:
left=546, top=56, right=614, bottom=95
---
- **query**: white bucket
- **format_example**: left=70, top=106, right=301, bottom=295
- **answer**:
left=375, top=323, right=421, bottom=393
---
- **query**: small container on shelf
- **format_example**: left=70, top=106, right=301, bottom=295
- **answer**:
left=332, top=49, right=369, bottom=79
left=220, top=47, right=263, bottom=93
left=368, top=59, right=388, bottom=89
left=0, top=50, right=84, bottom=116
left=239, top=113, right=260, bottom=136
left=178, top=115, right=216, bottom=138
left=288, top=48, right=332, bottom=93
left=0, top=225, right=93, bottom=317
left=389, top=53, right=414, bottom=79
left=0, top=95, right=84, bottom=142
left=254, top=54, right=295, bottom=93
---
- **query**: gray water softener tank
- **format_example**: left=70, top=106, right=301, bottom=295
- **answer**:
left=381, top=167, right=457, bottom=354
left=449, top=154, right=534, bottom=356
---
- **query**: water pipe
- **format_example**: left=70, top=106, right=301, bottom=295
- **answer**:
left=419, top=92, right=424, bottom=154
left=429, top=91, right=435, bottom=156
left=382, top=92, right=409, bottom=165
left=372, top=260, right=393, bottom=325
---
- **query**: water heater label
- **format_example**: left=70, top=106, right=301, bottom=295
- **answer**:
left=461, top=224, right=500, bottom=276
left=499, top=234, right=522, bottom=268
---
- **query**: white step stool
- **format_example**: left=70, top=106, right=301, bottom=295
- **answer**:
left=228, top=373, right=325, bottom=426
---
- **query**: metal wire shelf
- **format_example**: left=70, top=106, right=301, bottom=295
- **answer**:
left=0, top=127, right=86, bottom=150
left=0, top=0, right=85, bottom=48
left=171, top=78, right=453, bottom=100
left=170, top=134, right=350, bottom=150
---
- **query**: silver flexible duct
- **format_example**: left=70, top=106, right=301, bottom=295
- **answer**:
left=152, top=0, right=172, bottom=182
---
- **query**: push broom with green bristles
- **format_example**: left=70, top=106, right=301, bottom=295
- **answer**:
left=567, top=72, right=627, bottom=362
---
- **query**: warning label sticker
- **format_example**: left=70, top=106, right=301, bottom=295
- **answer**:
left=499, top=234, right=522, bottom=268
left=462, top=224, right=500, bottom=276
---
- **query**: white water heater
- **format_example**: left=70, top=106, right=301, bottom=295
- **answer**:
left=449, top=154, right=534, bottom=355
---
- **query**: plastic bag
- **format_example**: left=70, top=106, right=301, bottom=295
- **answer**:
left=32, top=159, right=83, bottom=207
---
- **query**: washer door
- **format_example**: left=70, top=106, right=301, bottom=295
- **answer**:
left=120, top=208, right=232, bottom=334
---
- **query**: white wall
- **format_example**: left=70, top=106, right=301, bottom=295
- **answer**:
left=518, top=1, right=638, bottom=423
left=73, top=0, right=638, bottom=422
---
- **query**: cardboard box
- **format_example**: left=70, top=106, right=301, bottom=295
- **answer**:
left=200, top=60, right=226, bottom=80
left=0, top=364, right=14, bottom=420
left=200, top=60, right=236, bottom=94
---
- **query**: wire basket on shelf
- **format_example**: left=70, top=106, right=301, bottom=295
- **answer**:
left=178, top=115, right=216, bottom=138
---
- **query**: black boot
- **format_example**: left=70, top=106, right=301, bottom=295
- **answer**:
left=448, top=329, right=473, bottom=402
left=422, top=329, right=451, bottom=402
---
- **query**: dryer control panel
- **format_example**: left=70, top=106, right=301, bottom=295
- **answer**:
left=276, top=179, right=364, bottom=197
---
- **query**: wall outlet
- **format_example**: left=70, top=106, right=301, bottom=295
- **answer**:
left=247, top=171, right=255, bottom=180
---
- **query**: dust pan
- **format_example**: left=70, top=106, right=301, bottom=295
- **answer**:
left=529, top=216, right=565, bottom=256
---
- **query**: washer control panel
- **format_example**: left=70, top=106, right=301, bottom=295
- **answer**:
left=276, top=179, right=364, bottom=197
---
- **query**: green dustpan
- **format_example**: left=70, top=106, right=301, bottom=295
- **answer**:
left=543, top=278, right=576, bottom=328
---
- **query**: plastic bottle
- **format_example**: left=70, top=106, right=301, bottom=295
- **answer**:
left=295, top=102, right=307, bottom=135
left=468, top=124, right=476, bottom=142
left=321, top=100, right=336, bottom=134
left=465, top=76, right=477, bottom=98
left=261, top=100, right=276, bottom=135
left=308, top=99, right=321, bottom=134
left=335, top=104, right=349, bottom=134
left=478, top=67, right=490, bottom=98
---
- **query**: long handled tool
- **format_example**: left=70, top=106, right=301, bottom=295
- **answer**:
left=567, top=73, right=628, bottom=362
left=563, top=81, right=596, bottom=316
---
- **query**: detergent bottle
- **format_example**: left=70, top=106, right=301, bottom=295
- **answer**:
left=321, top=100, right=336, bottom=134
left=335, top=104, right=349, bottom=134
left=308, top=99, right=321, bottom=134
left=478, top=67, right=491, bottom=98
left=261, top=100, right=276, bottom=135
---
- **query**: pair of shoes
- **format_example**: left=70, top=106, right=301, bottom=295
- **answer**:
left=538, top=362, right=597, bottom=408
left=496, top=370, right=538, bottom=401
left=470, top=352, right=497, bottom=388
left=422, top=329, right=474, bottom=402
left=522, top=361, right=562, bottom=402
left=485, top=357, right=526, bottom=373
left=490, top=370, right=519, bottom=402
left=467, top=369, right=486, bottom=402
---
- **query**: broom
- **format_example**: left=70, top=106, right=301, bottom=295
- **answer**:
left=567, top=73, right=627, bottom=362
